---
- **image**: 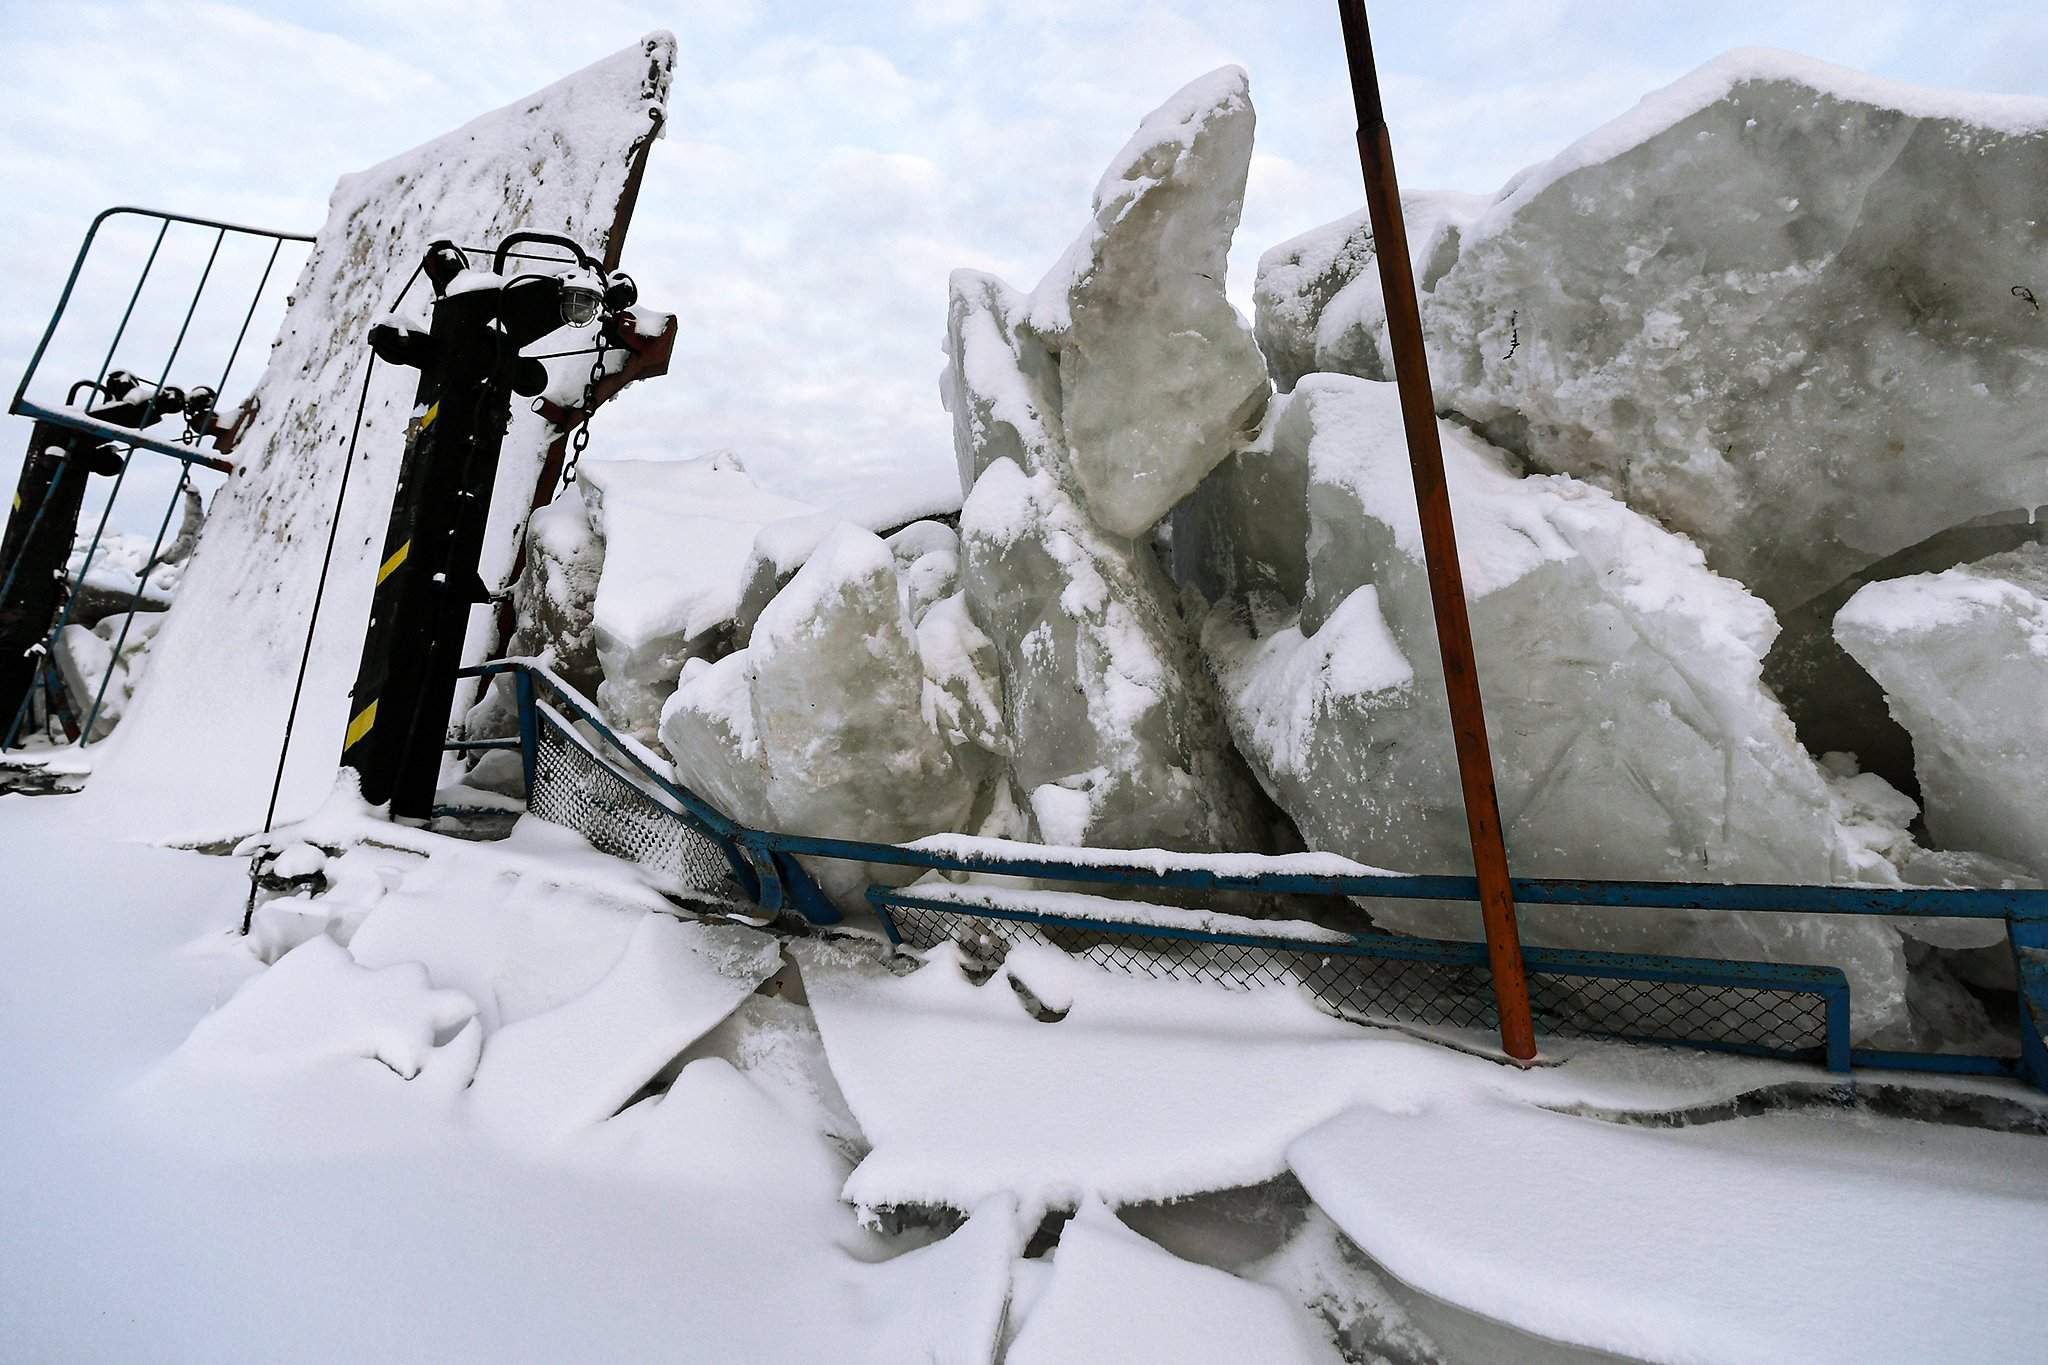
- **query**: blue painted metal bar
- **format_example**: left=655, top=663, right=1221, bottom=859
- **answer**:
left=212, top=235, right=285, bottom=399
left=502, top=669, right=764, bottom=900
left=779, top=827, right=2036, bottom=921
left=79, top=466, right=191, bottom=743
left=469, top=658, right=2037, bottom=1086
left=10, top=206, right=313, bottom=420
left=89, top=218, right=168, bottom=398
left=872, top=887, right=1851, bottom=1070
left=443, top=737, right=520, bottom=752
left=514, top=668, right=538, bottom=795
left=1847, top=1049, right=2020, bottom=1078
left=7, top=401, right=236, bottom=473
left=464, top=658, right=2041, bottom=928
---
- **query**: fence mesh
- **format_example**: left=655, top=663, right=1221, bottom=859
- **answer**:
left=527, top=704, right=748, bottom=906
left=880, top=900, right=1832, bottom=1059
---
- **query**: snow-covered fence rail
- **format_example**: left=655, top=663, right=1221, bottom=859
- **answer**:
left=460, top=660, right=2048, bottom=1090
left=870, top=884, right=1852, bottom=1070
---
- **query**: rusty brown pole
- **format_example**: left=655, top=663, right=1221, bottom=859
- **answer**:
left=1335, top=0, right=1536, bottom=1062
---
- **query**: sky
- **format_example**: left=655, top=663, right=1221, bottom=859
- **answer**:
left=0, top=0, right=2043, bottom=531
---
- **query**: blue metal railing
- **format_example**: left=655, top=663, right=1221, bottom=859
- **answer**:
left=4, top=206, right=314, bottom=751
left=458, top=659, right=2048, bottom=1090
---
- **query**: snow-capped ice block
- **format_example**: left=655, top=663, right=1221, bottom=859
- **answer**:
left=1170, top=391, right=1308, bottom=609
left=751, top=527, right=980, bottom=842
left=1418, top=50, right=2048, bottom=610
left=80, top=34, right=675, bottom=839
left=1251, top=192, right=1481, bottom=394
left=962, top=457, right=1268, bottom=852
left=1207, top=376, right=1915, bottom=1039
left=659, top=652, right=773, bottom=826
left=1006, top=1202, right=1337, bottom=1365
left=838, top=1198, right=1025, bottom=1365
left=504, top=487, right=606, bottom=698
left=797, top=938, right=1416, bottom=1219
left=663, top=526, right=983, bottom=900
left=939, top=269, right=1067, bottom=496
left=1022, top=67, right=1270, bottom=537
left=730, top=486, right=965, bottom=645
left=1836, top=543, right=2048, bottom=879
left=466, top=914, right=780, bottom=1143
left=52, top=610, right=165, bottom=741
left=1291, top=1093, right=2048, bottom=1364
left=579, top=454, right=817, bottom=741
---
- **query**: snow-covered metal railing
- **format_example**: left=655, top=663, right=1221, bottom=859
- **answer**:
left=4, top=206, right=313, bottom=751
left=462, top=659, right=2048, bottom=1090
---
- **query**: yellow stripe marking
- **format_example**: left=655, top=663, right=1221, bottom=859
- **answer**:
left=376, top=540, right=410, bottom=586
left=418, top=401, right=439, bottom=430
left=343, top=700, right=378, bottom=752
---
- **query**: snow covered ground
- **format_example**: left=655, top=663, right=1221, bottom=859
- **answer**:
left=4, top=790, right=2043, bottom=1363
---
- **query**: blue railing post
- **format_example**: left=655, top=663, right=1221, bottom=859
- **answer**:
left=2008, top=906, right=2048, bottom=1093
left=514, top=667, right=537, bottom=795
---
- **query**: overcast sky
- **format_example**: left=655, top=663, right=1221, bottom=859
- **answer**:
left=2, top=0, right=2043, bottom=529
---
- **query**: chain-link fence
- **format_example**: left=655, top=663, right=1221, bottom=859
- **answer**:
left=874, top=892, right=1842, bottom=1065
left=526, top=698, right=750, bottom=907
left=479, top=659, right=2039, bottom=1084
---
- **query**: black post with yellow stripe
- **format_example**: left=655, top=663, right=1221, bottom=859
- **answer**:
left=0, top=378, right=175, bottom=730
left=341, top=236, right=629, bottom=820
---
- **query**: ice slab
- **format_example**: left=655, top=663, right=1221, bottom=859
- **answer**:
left=1418, top=49, right=2048, bottom=609
left=940, top=268, right=1068, bottom=495
left=168, top=934, right=476, bottom=1083
left=1837, top=542, right=2048, bottom=879
left=52, top=609, right=164, bottom=740
left=837, top=1197, right=1026, bottom=1365
left=1291, top=1094, right=2048, bottom=1364
left=1251, top=192, right=1482, bottom=394
left=503, top=485, right=607, bottom=698
left=466, top=914, right=780, bottom=1143
left=1205, top=376, right=1918, bottom=1040
left=962, top=456, right=1271, bottom=852
left=664, top=524, right=983, bottom=903
left=345, top=847, right=644, bottom=1034
left=1008, top=1202, right=1340, bottom=1365
left=80, top=34, right=676, bottom=840
left=1022, top=66, right=1269, bottom=537
left=578, top=454, right=818, bottom=740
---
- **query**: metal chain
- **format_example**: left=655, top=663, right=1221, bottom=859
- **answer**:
left=560, top=353, right=606, bottom=486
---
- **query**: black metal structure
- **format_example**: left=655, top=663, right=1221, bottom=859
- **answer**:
left=341, top=234, right=640, bottom=819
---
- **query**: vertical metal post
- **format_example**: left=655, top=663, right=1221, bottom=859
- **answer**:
left=515, top=667, right=538, bottom=795
left=79, top=468, right=189, bottom=743
left=1335, top=0, right=1535, bottom=1061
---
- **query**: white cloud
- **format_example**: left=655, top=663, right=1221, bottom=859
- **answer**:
left=2, top=0, right=2043, bottom=529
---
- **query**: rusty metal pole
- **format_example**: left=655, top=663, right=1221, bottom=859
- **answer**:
left=1335, top=0, right=1536, bottom=1062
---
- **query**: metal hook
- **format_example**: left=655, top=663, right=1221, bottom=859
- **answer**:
left=2013, top=285, right=2038, bottom=311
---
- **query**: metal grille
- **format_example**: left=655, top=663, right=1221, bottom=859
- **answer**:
left=879, top=897, right=1834, bottom=1061
left=528, top=702, right=748, bottom=906
left=1525, top=969, right=1827, bottom=1055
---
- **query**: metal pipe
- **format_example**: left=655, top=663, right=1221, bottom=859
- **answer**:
left=91, top=219, right=169, bottom=397
left=79, top=468, right=189, bottom=744
left=1335, top=0, right=1536, bottom=1061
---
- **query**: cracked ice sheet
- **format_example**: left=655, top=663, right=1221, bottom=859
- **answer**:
left=1291, top=1094, right=2048, bottom=1365
left=1007, top=1201, right=1341, bottom=1365
left=466, top=913, right=783, bottom=1144
left=0, top=795, right=1029, bottom=1363
left=795, top=937, right=1852, bottom=1221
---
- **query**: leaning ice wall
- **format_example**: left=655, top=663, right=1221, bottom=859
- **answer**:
left=77, top=33, right=675, bottom=842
